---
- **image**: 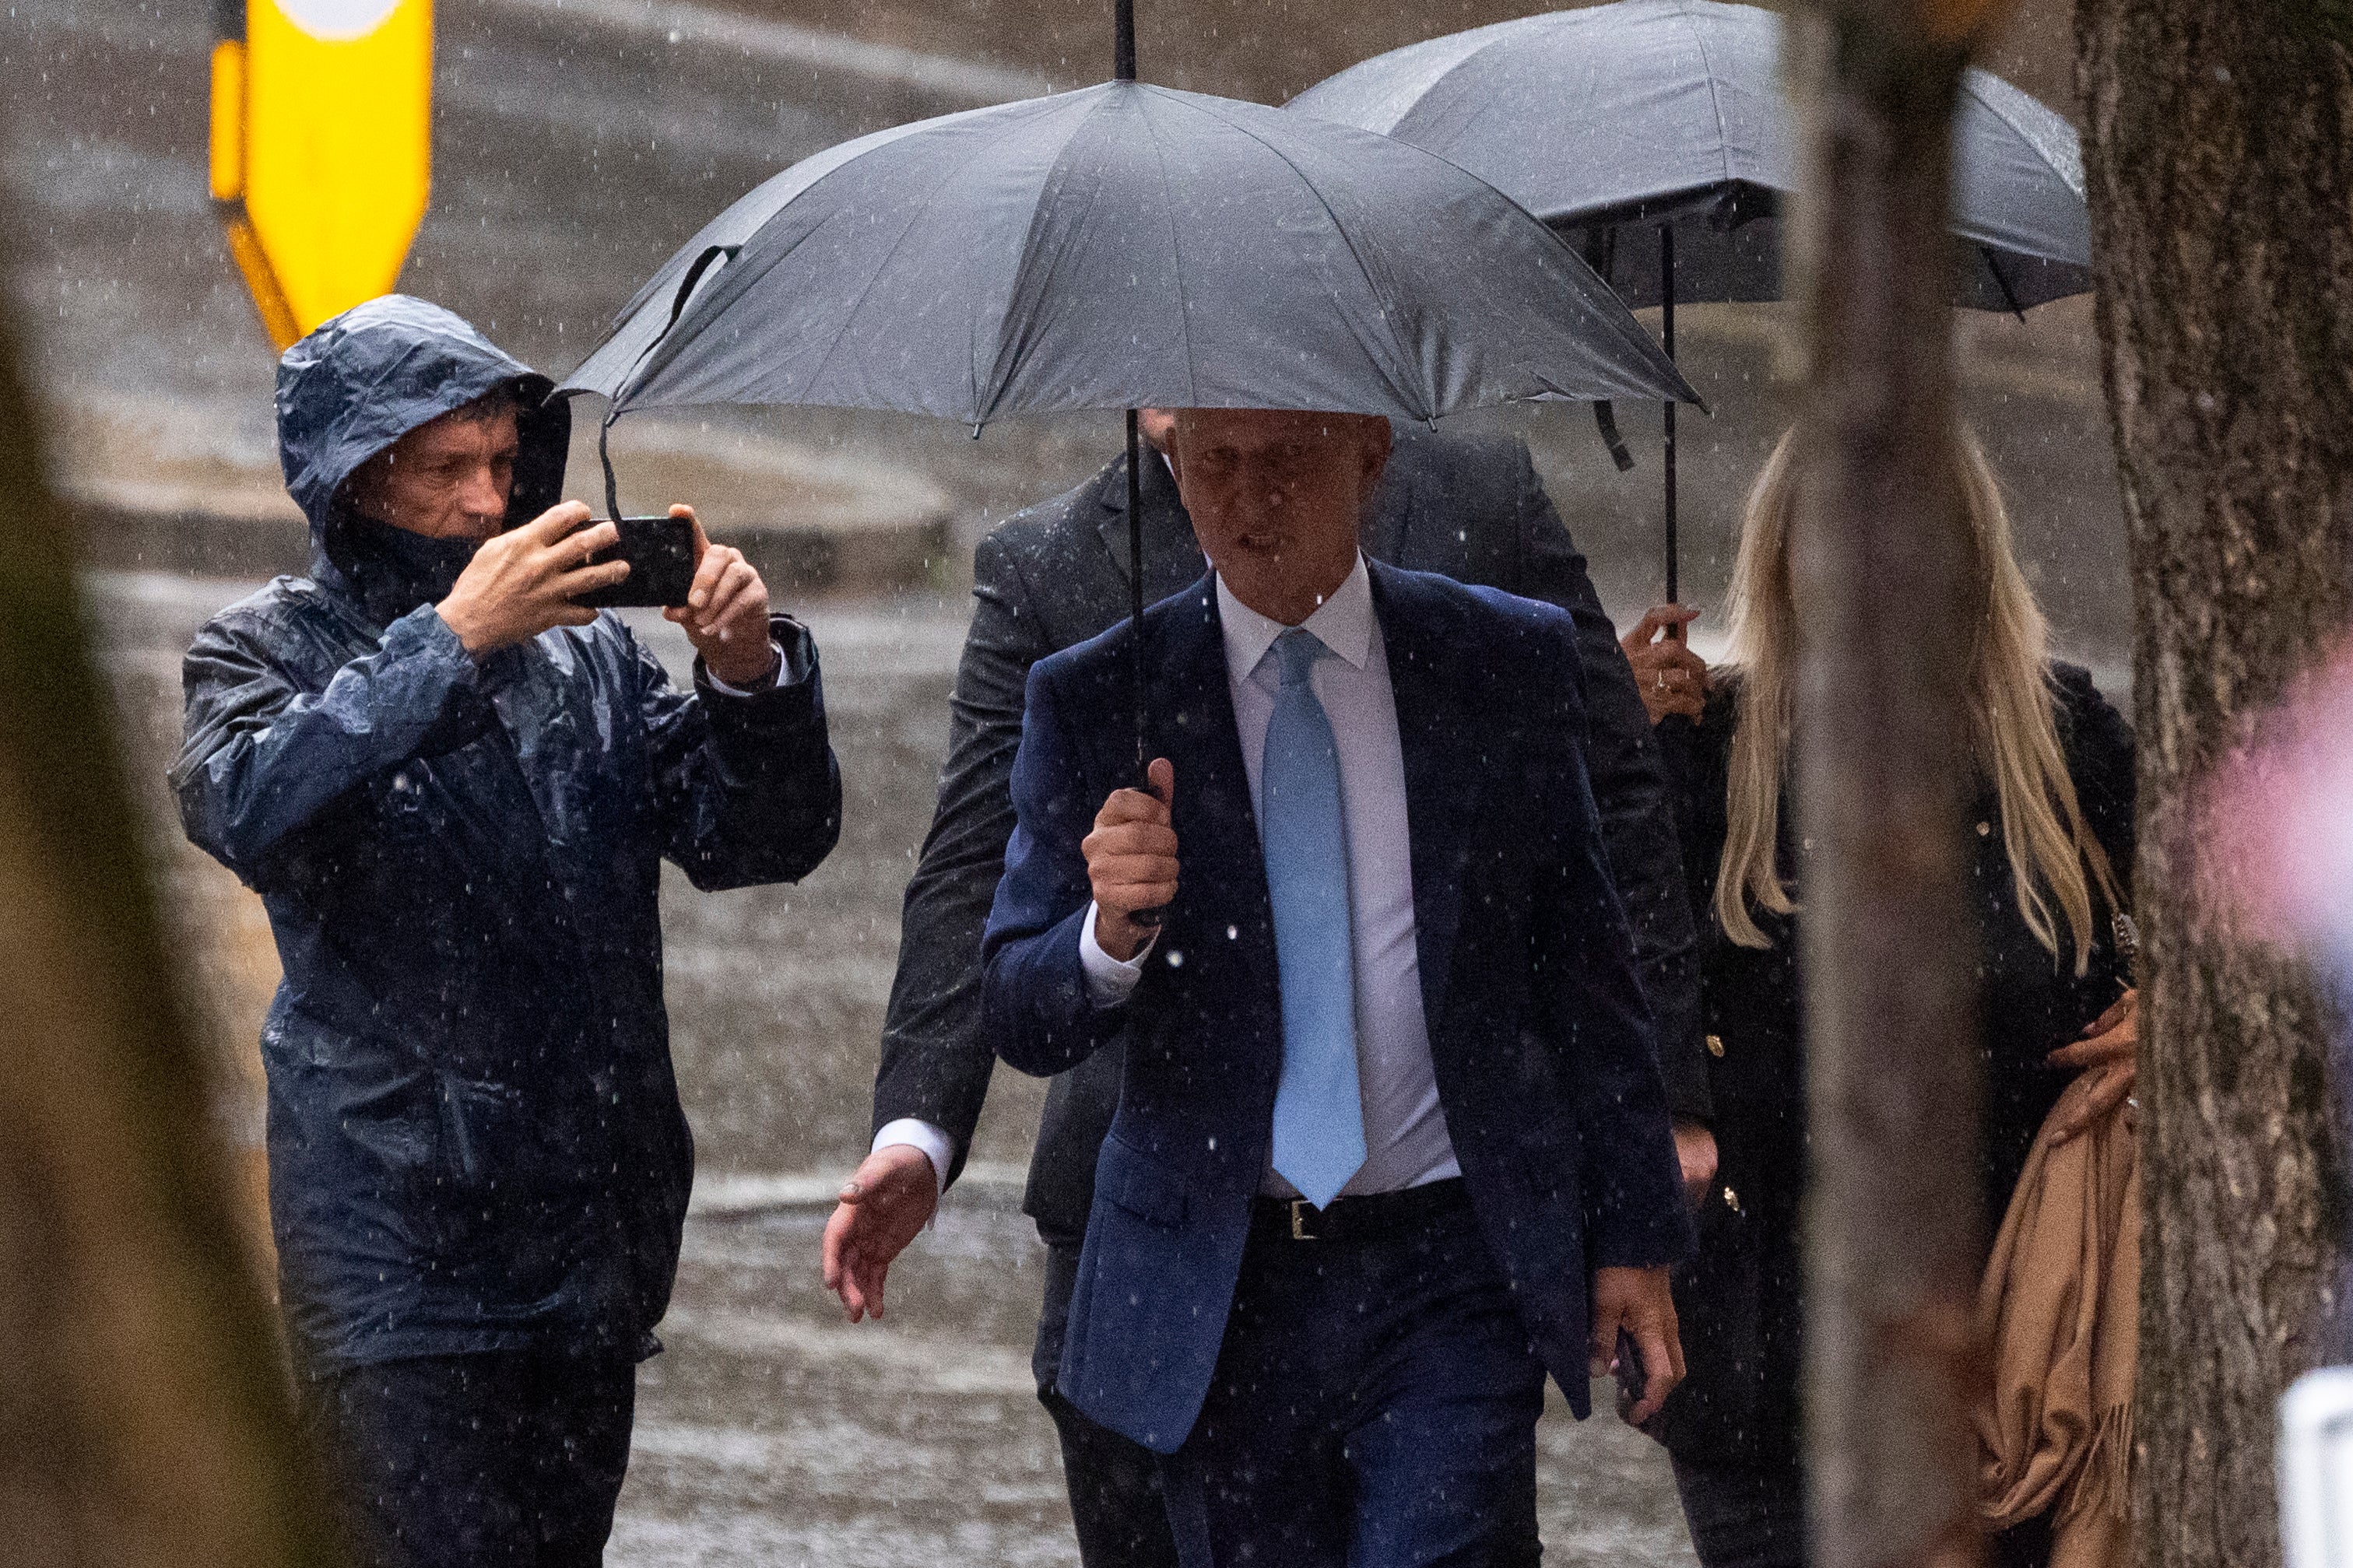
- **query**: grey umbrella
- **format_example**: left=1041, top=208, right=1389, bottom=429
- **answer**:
left=561, top=8, right=1697, bottom=784
left=1289, top=0, right=2090, bottom=598
left=561, top=89, right=1695, bottom=425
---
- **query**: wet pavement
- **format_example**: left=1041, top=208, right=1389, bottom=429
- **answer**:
left=619, top=1204, right=1698, bottom=1567
left=91, top=567, right=1702, bottom=1566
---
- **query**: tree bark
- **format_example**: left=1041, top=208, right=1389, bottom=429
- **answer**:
left=1786, top=5, right=2003, bottom=1566
left=0, top=230, right=335, bottom=1563
left=2076, top=7, right=2353, bottom=1567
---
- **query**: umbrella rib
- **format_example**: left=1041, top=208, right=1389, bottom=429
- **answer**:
left=1134, top=94, right=1203, bottom=405
left=975, top=90, right=1132, bottom=422
left=1680, top=0, right=1740, bottom=192
left=1960, top=74, right=2084, bottom=196
left=1431, top=19, right=1555, bottom=133
left=788, top=122, right=1049, bottom=415
left=1171, top=95, right=1425, bottom=415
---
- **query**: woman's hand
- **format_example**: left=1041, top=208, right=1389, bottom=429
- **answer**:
left=1621, top=605, right=1708, bottom=725
left=2045, top=987, right=2138, bottom=1143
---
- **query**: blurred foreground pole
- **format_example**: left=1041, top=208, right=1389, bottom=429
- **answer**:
left=2076, top=5, right=2353, bottom=1566
left=0, top=243, right=335, bottom=1561
left=1786, top=5, right=1997, bottom=1566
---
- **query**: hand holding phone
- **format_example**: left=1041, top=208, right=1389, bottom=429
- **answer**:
left=659, top=507, right=779, bottom=689
left=1614, top=1326, right=1648, bottom=1412
left=439, top=502, right=625, bottom=656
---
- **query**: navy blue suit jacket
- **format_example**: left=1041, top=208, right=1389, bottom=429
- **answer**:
left=980, top=560, right=1693, bottom=1454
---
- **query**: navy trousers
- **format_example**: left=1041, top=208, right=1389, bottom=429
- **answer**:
left=1160, top=1190, right=1548, bottom=1568
left=1038, top=1240, right=1185, bottom=1568
left=297, top=1345, right=637, bottom=1568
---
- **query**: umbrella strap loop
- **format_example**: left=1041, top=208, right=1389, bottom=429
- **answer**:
left=600, top=244, right=743, bottom=519
left=1593, top=401, right=1637, bottom=472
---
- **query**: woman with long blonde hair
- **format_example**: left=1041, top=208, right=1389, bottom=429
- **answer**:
left=1618, top=427, right=2140, bottom=1568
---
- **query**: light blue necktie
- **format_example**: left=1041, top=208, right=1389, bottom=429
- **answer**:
left=1261, top=627, right=1365, bottom=1208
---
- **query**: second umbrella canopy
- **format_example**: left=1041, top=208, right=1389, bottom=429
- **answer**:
left=1287, top=0, right=2090, bottom=314
left=1288, top=0, right=2090, bottom=599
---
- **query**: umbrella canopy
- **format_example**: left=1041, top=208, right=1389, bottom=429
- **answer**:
left=558, top=79, right=1698, bottom=423
left=1287, top=0, right=2091, bottom=314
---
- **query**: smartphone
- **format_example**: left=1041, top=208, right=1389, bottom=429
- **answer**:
left=1614, top=1326, right=1649, bottom=1415
left=572, top=515, right=697, bottom=609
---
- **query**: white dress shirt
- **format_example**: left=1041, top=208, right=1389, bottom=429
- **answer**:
left=1079, top=556, right=1459, bottom=1198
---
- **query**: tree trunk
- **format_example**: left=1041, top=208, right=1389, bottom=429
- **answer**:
left=0, top=234, right=336, bottom=1563
left=1786, top=5, right=2004, bottom=1566
left=2075, top=7, right=2353, bottom=1567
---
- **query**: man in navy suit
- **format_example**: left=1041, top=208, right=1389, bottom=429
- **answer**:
left=980, top=408, right=1693, bottom=1566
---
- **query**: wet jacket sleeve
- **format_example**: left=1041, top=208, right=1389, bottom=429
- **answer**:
left=1526, top=622, right=1696, bottom=1272
left=979, top=660, right=1127, bottom=1079
left=869, top=528, right=1052, bottom=1179
left=172, top=602, right=484, bottom=886
left=641, top=612, right=842, bottom=891
left=1509, top=456, right=1712, bottom=1124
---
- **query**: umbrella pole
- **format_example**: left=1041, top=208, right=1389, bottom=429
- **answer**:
left=1110, top=0, right=1145, bottom=773
left=1113, top=7, right=1162, bottom=928
left=1660, top=223, right=1679, bottom=617
left=1126, top=406, right=1166, bottom=930
left=1127, top=407, right=1147, bottom=782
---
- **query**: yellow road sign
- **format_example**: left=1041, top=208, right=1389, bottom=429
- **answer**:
left=211, top=0, right=434, bottom=349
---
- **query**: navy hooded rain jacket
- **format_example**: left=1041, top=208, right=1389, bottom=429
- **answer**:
left=171, top=296, right=841, bottom=1368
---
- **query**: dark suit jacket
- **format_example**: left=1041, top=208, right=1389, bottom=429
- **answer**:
left=876, top=424, right=1705, bottom=1240
left=978, top=563, right=1693, bottom=1452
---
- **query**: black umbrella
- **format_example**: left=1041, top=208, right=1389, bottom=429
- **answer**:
left=561, top=2, right=1697, bottom=785
left=1289, top=0, right=2091, bottom=602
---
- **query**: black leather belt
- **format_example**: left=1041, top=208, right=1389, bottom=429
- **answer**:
left=1248, top=1177, right=1470, bottom=1243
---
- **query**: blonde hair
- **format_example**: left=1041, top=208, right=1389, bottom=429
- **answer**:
left=1712, top=427, right=2122, bottom=972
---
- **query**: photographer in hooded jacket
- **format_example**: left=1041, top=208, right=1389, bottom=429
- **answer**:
left=171, top=296, right=841, bottom=1567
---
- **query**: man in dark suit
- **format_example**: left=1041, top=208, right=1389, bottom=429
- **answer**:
left=980, top=407, right=1692, bottom=1566
left=825, top=412, right=1712, bottom=1564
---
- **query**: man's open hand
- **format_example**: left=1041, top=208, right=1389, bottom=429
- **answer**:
left=1083, top=757, right=1178, bottom=960
left=437, top=501, right=624, bottom=656
left=663, top=507, right=778, bottom=687
left=820, top=1144, right=939, bottom=1323
left=1590, top=1264, right=1685, bottom=1426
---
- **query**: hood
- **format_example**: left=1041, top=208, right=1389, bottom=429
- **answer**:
left=276, top=294, right=571, bottom=542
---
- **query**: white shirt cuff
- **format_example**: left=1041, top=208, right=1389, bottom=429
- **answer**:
left=870, top=1118, right=953, bottom=1201
left=1079, top=900, right=1153, bottom=1006
left=704, top=640, right=788, bottom=696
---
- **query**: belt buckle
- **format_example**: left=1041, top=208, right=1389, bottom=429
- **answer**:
left=1290, top=1198, right=1318, bottom=1241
